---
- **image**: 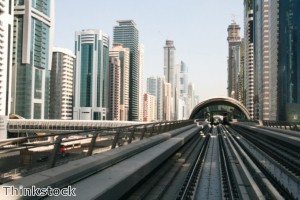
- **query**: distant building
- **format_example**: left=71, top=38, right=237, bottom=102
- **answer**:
left=138, top=44, right=144, bottom=121
left=113, top=20, right=139, bottom=121
left=164, top=40, right=178, bottom=120
left=10, top=0, right=54, bottom=119
left=50, top=48, right=75, bottom=120
left=109, top=43, right=130, bottom=121
left=227, top=22, right=242, bottom=101
left=0, top=0, right=13, bottom=116
left=244, top=1, right=255, bottom=119
left=143, top=93, right=157, bottom=122
left=163, top=82, right=172, bottom=121
left=73, top=29, right=109, bottom=120
left=147, top=76, right=169, bottom=121
left=108, top=57, right=121, bottom=120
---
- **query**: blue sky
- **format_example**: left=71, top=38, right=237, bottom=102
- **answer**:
left=54, top=0, right=243, bottom=102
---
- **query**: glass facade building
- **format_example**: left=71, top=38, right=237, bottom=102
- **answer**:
left=278, top=0, right=300, bottom=121
left=113, top=20, right=139, bottom=121
left=11, top=0, right=54, bottom=119
left=73, top=29, right=109, bottom=120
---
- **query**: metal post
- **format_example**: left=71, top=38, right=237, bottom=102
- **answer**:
left=128, top=127, right=136, bottom=144
left=49, top=136, right=62, bottom=168
left=140, top=125, right=147, bottom=140
left=111, top=130, right=121, bottom=149
left=149, top=124, right=155, bottom=137
left=87, top=132, right=98, bottom=156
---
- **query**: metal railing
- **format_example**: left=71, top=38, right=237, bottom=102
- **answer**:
left=262, top=120, right=300, bottom=132
left=0, top=120, right=194, bottom=182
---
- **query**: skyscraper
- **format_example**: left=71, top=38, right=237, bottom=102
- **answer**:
left=138, top=44, right=144, bottom=121
left=277, top=0, right=300, bottom=121
left=73, top=29, right=109, bottom=120
left=113, top=20, right=139, bottom=121
left=108, top=56, right=120, bottom=120
left=109, top=43, right=130, bottom=121
left=164, top=40, right=178, bottom=120
left=0, top=0, right=13, bottom=116
left=147, top=76, right=163, bottom=121
left=227, top=22, right=242, bottom=101
left=50, top=47, right=75, bottom=120
left=11, top=0, right=54, bottom=119
left=244, top=0, right=255, bottom=119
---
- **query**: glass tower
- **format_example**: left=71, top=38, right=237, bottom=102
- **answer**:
left=278, top=0, right=300, bottom=121
left=113, top=20, right=139, bottom=121
left=73, top=29, right=109, bottom=120
left=11, top=0, right=54, bottom=119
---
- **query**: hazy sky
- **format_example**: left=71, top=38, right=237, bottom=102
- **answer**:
left=54, top=0, right=243, bottom=102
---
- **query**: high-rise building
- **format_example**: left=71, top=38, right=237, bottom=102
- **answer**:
left=113, top=20, right=139, bottom=121
left=143, top=93, right=157, bottom=122
left=277, top=0, right=300, bottom=121
left=138, top=44, right=144, bottom=121
left=244, top=0, right=255, bottom=119
left=164, top=40, right=178, bottom=120
left=254, top=0, right=271, bottom=120
left=108, top=56, right=120, bottom=120
left=109, top=43, right=130, bottom=121
left=163, top=81, right=171, bottom=121
left=10, top=0, right=54, bottom=119
left=179, top=61, right=189, bottom=119
left=227, top=22, right=242, bottom=101
left=50, top=47, right=75, bottom=120
left=147, top=76, right=168, bottom=121
left=73, top=29, right=109, bottom=120
left=0, top=0, right=13, bottom=116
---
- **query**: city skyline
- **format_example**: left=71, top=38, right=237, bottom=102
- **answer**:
left=54, top=0, right=244, bottom=102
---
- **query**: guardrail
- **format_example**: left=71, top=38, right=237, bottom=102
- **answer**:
left=0, top=120, right=194, bottom=182
left=262, top=120, right=300, bottom=132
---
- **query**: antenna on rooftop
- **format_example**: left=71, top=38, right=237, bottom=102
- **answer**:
left=231, top=13, right=237, bottom=23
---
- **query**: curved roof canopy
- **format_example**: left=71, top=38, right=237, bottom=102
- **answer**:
left=189, top=97, right=250, bottom=120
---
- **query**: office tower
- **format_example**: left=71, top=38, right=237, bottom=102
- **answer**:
left=163, top=81, right=171, bottom=121
left=143, top=93, right=157, bottom=122
left=0, top=0, right=13, bottom=116
left=138, top=44, right=144, bottom=121
left=108, top=56, right=120, bottom=120
left=277, top=0, right=300, bottom=121
left=164, top=40, right=178, bottom=120
left=239, top=38, right=246, bottom=105
left=147, top=76, right=165, bottom=121
left=10, top=0, right=54, bottom=119
left=253, top=0, right=271, bottom=120
left=50, top=47, right=75, bottom=120
left=109, top=43, right=130, bottom=121
left=113, top=20, right=139, bottom=121
left=187, top=83, right=195, bottom=116
left=227, top=22, right=242, bottom=101
left=179, top=61, right=188, bottom=119
left=244, top=0, right=255, bottom=119
left=73, top=29, right=109, bottom=120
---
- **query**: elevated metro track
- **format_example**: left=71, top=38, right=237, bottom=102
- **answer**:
left=1, top=121, right=300, bottom=199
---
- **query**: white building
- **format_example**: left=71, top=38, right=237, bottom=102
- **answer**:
left=109, top=43, right=130, bottom=121
left=50, top=47, right=75, bottom=120
left=73, top=29, right=109, bottom=120
left=143, top=93, right=157, bottom=122
left=0, top=0, right=13, bottom=116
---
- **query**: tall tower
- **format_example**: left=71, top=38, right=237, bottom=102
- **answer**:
left=113, top=20, right=139, bottom=121
left=73, top=29, right=109, bottom=120
left=164, top=40, right=177, bottom=120
left=11, top=0, right=54, bottom=119
left=108, top=56, right=120, bottom=120
left=0, top=0, right=13, bottom=116
left=277, top=0, right=300, bottom=121
left=109, top=43, right=130, bottom=121
left=50, top=47, right=75, bottom=120
left=227, top=22, right=241, bottom=101
left=138, top=44, right=144, bottom=121
left=244, top=0, right=255, bottom=119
